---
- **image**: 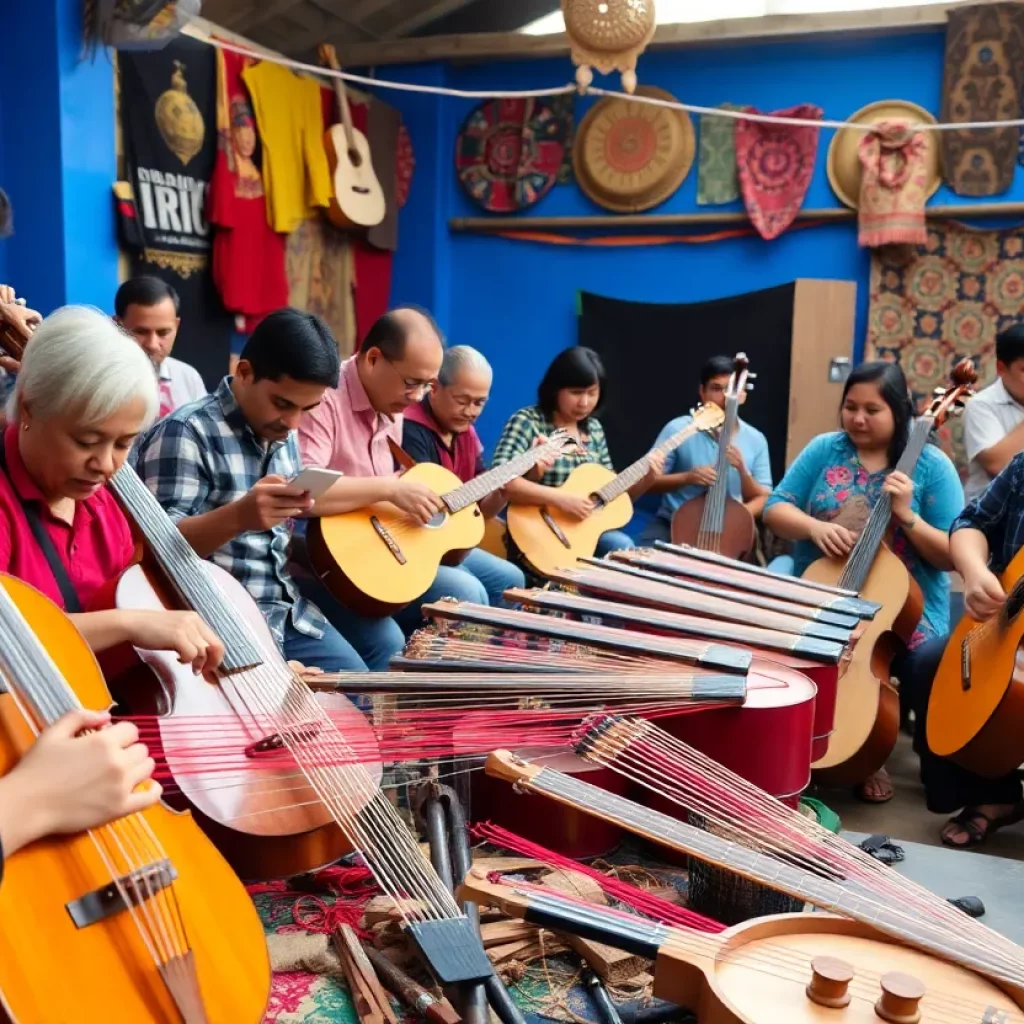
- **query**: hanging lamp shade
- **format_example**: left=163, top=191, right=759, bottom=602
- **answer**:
left=561, top=0, right=657, bottom=94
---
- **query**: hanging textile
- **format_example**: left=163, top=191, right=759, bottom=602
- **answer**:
left=120, top=35, right=233, bottom=388
left=735, top=104, right=822, bottom=241
left=866, top=222, right=1024, bottom=474
left=208, top=46, right=288, bottom=332
left=286, top=219, right=356, bottom=356
left=940, top=2, right=1024, bottom=197
left=365, top=98, right=401, bottom=252
left=697, top=104, right=742, bottom=206
left=857, top=123, right=929, bottom=248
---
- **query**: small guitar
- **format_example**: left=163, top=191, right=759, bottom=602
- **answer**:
left=670, top=353, right=757, bottom=559
left=307, top=431, right=578, bottom=616
left=508, top=403, right=725, bottom=579
left=318, top=44, right=385, bottom=230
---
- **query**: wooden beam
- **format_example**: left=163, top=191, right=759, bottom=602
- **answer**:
left=230, top=0, right=305, bottom=34
left=448, top=199, right=1024, bottom=232
left=325, top=1, right=975, bottom=65
left=384, top=0, right=481, bottom=39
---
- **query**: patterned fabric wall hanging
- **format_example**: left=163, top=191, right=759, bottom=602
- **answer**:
left=866, top=222, right=1024, bottom=474
left=940, top=2, right=1024, bottom=197
left=455, top=97, right=571, bottom=213
left=697, top=104, right=743, bottom=206
left=735, top=104, right=823, bottom=240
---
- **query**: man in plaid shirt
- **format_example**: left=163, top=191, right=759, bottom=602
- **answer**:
left=132, top=308, right=369, bottom=671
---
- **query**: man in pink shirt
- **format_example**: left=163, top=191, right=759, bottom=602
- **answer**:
left=295, top=307, right=488, bottom=667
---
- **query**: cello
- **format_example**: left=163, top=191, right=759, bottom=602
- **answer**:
left=803, top=363, right=975, bottom=782
left=670, top=354, right=757, bottom=559
left=0, top=573, right=269, bottom=1022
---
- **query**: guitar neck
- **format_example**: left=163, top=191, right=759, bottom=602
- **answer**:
left=443, top=444, right=556, bottom=513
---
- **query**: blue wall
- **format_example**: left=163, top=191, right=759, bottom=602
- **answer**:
left=381, top=29, right=1024, bottom=452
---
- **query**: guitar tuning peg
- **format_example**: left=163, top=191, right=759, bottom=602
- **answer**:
left=747, top=373, right=758, bottom=380
left=746, top=384, right=755, bottom=391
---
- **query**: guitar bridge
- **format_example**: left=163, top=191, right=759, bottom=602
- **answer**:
left=244, top=720, right=324, bottom=759
left=540, top=508, right=571, bottom=549
left=960, top=638, right=971, bottom=692
left=67, top=859, right=177, bottom=928
left=371, top=515, right=407, bottom=565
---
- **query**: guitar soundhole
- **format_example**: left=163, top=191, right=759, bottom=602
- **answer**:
left=1007, top=585, right=1024, bottom=621
left=348, top=148, right=363, bottom=167
left=424, top=510, right=447, bottom=530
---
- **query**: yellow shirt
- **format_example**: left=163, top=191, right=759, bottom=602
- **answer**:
left=242, top=62, right=332, bottom=233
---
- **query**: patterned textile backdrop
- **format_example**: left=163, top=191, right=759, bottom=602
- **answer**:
left=866, top=222, right=1024, bottom=475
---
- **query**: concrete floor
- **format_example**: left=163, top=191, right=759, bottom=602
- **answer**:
left=812, top=732, right=1024, bottom=861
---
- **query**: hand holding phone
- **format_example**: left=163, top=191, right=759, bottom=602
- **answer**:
left=287, top=467, right=344, bottom=501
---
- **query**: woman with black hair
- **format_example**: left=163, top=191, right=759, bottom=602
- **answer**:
left=492, top=346, right=662, bottom=562
left=764, top=361, right=963, bottom=805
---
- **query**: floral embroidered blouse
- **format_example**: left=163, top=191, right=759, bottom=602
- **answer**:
left=765, top=431, right=964, bottom=646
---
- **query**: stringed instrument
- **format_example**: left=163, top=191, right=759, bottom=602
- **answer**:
left=0, top=573, right=270, bottom=1022
left=928, top=541, right=1024, bottom=778
left=307, top=431, right=576, bottom=617
left=507, top=403, right=724, bottom=579
left=318, top=44, right=386, bottom=230
left=804, top=361, right=976, bottom=783
left=670, top=355, right=757, bottom=560
left=460, top=871, right=1024, bottom=1024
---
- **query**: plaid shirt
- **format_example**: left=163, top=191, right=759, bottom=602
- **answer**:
left=132, top=376, right=327, bottom=642
left=491, top=405, right=613, bottom=486
left=951, top=451, right=1024, bottom=577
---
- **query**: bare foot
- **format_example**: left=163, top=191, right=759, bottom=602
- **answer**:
left=856, top=768, right=894, bottom=803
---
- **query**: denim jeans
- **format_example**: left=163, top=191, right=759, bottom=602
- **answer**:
left=393, top=564, right=489, bottom=635
left=281, top=620, right=368, bottom=672
left=459, top=547, right=525, bottom=606
left=637, top=516, right=672, bottom=546
left=595, top=529, right=635, bottom=557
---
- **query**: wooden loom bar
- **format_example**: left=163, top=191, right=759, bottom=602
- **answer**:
left=449, top=201, right=1024, bottom=233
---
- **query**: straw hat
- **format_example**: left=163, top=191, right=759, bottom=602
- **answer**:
left=827, top=99, right=942, bottom=209
left=573, top=86, right=695, bottom=213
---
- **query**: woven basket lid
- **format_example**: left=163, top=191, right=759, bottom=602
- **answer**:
left=827, top=99, right=942, bottom=210
left=573, top=86, right=694, bottom=213
left=562, top=0, right=656, bottom=54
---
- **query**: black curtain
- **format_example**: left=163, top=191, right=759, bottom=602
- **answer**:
left=579, top=283, right=795, bottom=488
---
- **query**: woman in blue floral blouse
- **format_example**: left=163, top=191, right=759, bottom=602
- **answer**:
left=764, top=361, right=963, bottom=804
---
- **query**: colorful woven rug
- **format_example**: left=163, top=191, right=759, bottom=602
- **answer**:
left=697, top=104, right=743, bottom=206
left=866, top=222, right=1024, bottom=474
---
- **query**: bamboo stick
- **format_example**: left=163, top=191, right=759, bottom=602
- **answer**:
left=449, top=201, right=1024, bottom=234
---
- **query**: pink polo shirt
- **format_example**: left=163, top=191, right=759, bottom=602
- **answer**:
left=298, top=355, right=402, bottom=477
left=0, top=426, right=135, bottom=610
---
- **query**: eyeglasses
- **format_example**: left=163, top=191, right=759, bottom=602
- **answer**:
left=381, top=354, right=434, bottom=396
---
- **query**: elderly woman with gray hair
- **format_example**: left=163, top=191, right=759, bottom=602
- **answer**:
left=401, top=344, right=526, bottom=604
left=0, top=304, right=224, bottom=674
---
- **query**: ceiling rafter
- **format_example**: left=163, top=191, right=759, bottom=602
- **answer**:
left=382, top=0, right=480, bottom=39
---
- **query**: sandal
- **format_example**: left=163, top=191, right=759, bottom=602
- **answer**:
left=940, top=803, right=1024, bottom=848
left=854, top=769, right=894, bottom=805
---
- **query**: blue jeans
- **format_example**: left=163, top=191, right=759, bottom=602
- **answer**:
left=459, top=547, right=525, bottom=606
left=638, top=516, right=672, bottom=545
left=294, top=572, right=406, bottom=671
left=281, top=620, right=368, bottom=672
left=766, top=554, right=795, bottom=575
left=394, top=564, right=488, bottom=635
left=595, top=528, right=635, bottom=556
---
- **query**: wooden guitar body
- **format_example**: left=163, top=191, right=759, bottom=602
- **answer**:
left=307, top=462, right=486, bottom=617
left=323, top=122, right=386, bottom=229
left=100, top=561, right=381, bottom=881
left=506, top=463, right=630, bottom=578
left=803, top=545, right=917, bottom=783
left=656, top=913, right=1024, bottom=1024
left=928, top=544, right=1024, bottom=777
left=669, top=494, right=756, bottom=561
left=0, top=575, right=270, bottom=1023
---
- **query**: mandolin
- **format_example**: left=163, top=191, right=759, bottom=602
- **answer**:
left=0, top=573, right=270, bottom=1022
left=670, top=354, right=757, bottom=560
left=318, top=44, right=386, bottom=230
left=507, top=403, right=724, bottom=579
left=928, top=541, right=1024, bottom=778
left=459, top=870, right=1024, bottom=1024
left=306, top=431, right=577, bottom=617
left=804, top=361, right=975, bottom=784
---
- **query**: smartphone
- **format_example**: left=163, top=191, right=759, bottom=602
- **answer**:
left=288, top=467, right=344, bottom=500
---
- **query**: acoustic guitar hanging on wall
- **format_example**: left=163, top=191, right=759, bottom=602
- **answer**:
left=318, top=44, right=385, bottom=230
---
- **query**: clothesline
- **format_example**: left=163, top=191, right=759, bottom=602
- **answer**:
left=193, top=29, right=1024, bottom=134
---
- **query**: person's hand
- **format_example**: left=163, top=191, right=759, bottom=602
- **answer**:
left=808, top=520, right=857, bottom=559
left=963, top=567, right=1006, bottom=622
left=2, top=710, right=161, bottom=848
left=236, top=475, right=314, bottom=532
left=288, top=660, right=326, bottom=686
left=883, top=471, right=914, bottom=525
left=553, top=491, right=593, bottom=521
left=646, top=449, right=667, bottom=477
left=124, top=609, right=225, bottom=680
left=525, top=435, right=559, bottom=481
left=389, top=477, right=445, bottom=524
left=726, top=446, right=746, bottom=474
left=688, top=465, right=717, bottom=488
left=0, top=355, right=21, bottom=375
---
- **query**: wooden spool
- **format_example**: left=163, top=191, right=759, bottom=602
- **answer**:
left=805, top=956, right=853, bottom=1009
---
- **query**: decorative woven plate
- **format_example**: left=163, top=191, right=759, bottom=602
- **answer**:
left=573, top=86, right=694, bottom=213
left=827, top=99, right=941, bottom=209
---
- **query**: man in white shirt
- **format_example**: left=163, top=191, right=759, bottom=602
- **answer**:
left=114, top=276, right=207, bottom=417
left=962, top=325, right=1024, bottom=500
